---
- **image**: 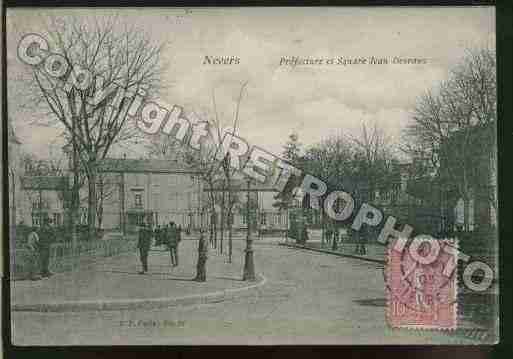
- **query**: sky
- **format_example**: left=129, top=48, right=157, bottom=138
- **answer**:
left=6, top=7, right=495, bottom=160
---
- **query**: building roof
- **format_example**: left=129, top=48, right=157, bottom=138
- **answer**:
left=97, top=158, right=201, bottom=174
left=21, top=176, right=68, bottom=190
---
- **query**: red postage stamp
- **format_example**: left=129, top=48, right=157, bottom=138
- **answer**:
left=386, top=237, right=458, bottom=330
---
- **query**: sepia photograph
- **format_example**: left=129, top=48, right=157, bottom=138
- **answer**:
left=4, top=6, right=498, bottom=345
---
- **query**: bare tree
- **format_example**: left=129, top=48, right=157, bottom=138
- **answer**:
left=183, top=119, right=222, bottom=281
left=302, top=134, right=352, bottom=246
left=20, top=15, right=166, bottom=236
left=350, top=122, right=395, bottom=201
left=223, top=81, right=248, bottom=263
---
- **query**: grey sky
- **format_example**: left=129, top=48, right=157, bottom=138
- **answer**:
left=6, top=7, right=495, bottom=159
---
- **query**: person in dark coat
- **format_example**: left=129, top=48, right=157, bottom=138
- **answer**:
left=138, top=223, right=152, bottom=274
left=154, top=225, right=162, bottom=246
left=174, top=224, right=182, bottom=266
left=26, top=227, right=42, bottom=280
left=39, top=218, right=54, bottom=278
left=167, top=222, right=178, bottom=267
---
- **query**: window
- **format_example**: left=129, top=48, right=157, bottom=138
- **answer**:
left=135, top=194, right=142, bottom=207
left=53, top=213, right=61, bottom=226
left=32, top=199, right=48, bottom=210
left=260, top=213, right=267, bottom=225
left=31, top=214, right=40, bottom=227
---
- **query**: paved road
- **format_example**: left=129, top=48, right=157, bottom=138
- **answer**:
left=11, top=240, right=484, bottom=345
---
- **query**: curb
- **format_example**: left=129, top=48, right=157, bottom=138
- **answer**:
left=12, top=274, right=267, bottom=313
left=280, top=243, right=498, bottom=286
left=279, top=242, right=385, bottom=264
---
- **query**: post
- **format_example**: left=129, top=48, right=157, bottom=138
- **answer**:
left=243, top=179, right=256, bottom=281
left=284, top=209, right=288, bottom=242
left=39, top=189, right=43, bottom=227
left=228, top=178, right=233, bottom=263
left=120, top=172, right=126, bottom=236
left=220, top=180, right=225, bottom=254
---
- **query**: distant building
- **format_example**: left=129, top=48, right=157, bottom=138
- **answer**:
left=97, top=158, right=203, bottom=232
left=205, top=178, right=288, bottom=232
left=19, top=176, right=68, bottom=227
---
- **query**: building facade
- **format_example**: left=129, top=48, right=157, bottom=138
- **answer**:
left=97, top=158, right=204, bottom=232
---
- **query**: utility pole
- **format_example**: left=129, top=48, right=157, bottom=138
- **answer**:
left=242, top=178, right=256, bottom=281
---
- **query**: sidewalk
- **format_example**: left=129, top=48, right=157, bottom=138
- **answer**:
left=11, top=239, right=266, bottom=312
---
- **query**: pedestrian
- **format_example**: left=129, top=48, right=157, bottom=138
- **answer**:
left=332, top=225, right=339, bottom=251
left=25, top=227, right=42, bottom=280
left=167, top=222, right=178, bottom=267
left=39, top=218, right=54, bottom=278
left=138, top=223, right=152, bottom=274
left=154, top=225, right=162, bottom=246
left=174, top=224, right=182, bottom=266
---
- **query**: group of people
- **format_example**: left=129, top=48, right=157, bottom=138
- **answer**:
left=25, top=218, right=54, bottom=280
left=137, top=222, right=182, bottom=274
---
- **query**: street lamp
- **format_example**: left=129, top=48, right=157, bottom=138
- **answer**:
left=242, top=178, right=256, bottom=281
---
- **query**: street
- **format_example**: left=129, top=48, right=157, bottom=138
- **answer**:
left=11, top=239, right=484, bottom=345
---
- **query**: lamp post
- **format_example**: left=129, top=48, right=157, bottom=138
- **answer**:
left=242, top=178, right=256, bottom=281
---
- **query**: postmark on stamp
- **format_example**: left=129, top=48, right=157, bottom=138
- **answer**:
left=386, top=237, right=458, bottom=330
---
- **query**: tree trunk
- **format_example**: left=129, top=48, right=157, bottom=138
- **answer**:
left=220, top=187, right=225, bottom=254
left=228, top=207, right=233, bottom=263
left=195, top=184, right=208, bottom=281
left=194, top=231, right=208, bottom=281
left=209, top=209, right=214, bottom=246
left=97, top=182, right=104, bottom=230
left=87, top=170, right=97, bottom=239
left=227, top=176, right=233, bottom=263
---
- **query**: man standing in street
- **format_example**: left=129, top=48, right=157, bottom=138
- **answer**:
left=154, top=225, right=161, bottom=246
left=39, top=218, right=54, bottom=278
left=174, top=224, right=182, bottom=266
left=138, top=223, right=152, bottom=274
left=167, top=222, right=177, bottom=267
left=25, top=227, right=42, bottom=280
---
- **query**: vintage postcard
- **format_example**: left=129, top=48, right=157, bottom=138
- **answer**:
left=4, top=7, right=498, bottom=345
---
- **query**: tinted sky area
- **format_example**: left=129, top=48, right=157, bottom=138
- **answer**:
left=6, top=7, right=495, bottom=159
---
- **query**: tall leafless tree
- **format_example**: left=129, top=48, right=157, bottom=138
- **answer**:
left=21, top=15, right=166, bottom=236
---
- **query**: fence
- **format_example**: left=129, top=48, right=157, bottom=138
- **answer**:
left=10, top=238, right=137, bottom=280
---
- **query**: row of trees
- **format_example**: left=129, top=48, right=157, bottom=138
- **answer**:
left=274, top=123, right=399, bottom=246
left=403, top=48, right=496, bottom=232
